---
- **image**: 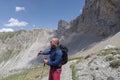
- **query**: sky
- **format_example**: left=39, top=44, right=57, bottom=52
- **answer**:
left=0, top=0, right=85, bottom=32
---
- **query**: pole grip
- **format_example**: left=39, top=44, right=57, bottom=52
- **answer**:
left=43, top=58, right=47, bottom=66
left=44, top=63, right=45, bottom=66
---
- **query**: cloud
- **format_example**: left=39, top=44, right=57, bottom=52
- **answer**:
left=16, top=6, right=25, bottom=12
left=4, top=18, right=28, bottom=27
left=0, top=28, right=14, bottom=32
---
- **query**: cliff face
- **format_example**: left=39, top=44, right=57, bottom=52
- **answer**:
left=56, top=0, right=120, bottom=56
left=58, top=0, right=120, bottom=36
left=57, top=20, right=70, bottom=36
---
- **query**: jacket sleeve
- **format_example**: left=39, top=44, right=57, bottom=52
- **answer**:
left=42, top=51, right=50, bottom=55
left=47, top=50, right=62, bottom=66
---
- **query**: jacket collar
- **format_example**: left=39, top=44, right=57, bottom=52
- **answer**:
left=51, top=45, right=59, bottom=50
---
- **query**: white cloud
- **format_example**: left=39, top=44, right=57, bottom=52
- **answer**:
left=0, top=28, right=14, bottom=32
left=16, top=6, right=25, bottom=12
left=4, top=18, right=28, bottom=27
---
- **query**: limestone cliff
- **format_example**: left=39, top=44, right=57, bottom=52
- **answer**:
left=58, top=0, right=120, bottom=36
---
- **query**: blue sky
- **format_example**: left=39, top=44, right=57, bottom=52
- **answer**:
left=0, top=0, right=85, bottom=32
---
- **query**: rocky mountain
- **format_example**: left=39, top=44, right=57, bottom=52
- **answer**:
left=56, top=0, right=120, bottom=55
left=57, top=20, right=70, bottom=36
left=58, top=0, right=120, bottom=36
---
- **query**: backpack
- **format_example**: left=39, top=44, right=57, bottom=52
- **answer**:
left=59, top=45, right=68, bottom=65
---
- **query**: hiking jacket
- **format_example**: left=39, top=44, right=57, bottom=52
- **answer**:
left=43, top=46, right=62, bottom=68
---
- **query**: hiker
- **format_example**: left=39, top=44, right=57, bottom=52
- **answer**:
left=38, top=37, right=62, bottom=80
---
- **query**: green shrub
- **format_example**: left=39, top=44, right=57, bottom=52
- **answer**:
left=68, top=56, right=83, bottom=62
left=84, top=55, right=91, bottom=59
left=109, top=60, right=120, bottom=68
left=118, top=56, right=120, bottom=59
left=107, top=76, right=114, bottom=80
left=88, top=57, right=96, bottom=66
left=105, top=56, right=114, bottom=61
left=70, top=64, right=78, bottom=80
left=100, top=48, right=120, bottom=56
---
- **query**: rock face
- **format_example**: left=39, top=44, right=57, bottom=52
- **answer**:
left=58, top=0, right=120, bottom=36
left=80, top=0, right=120, bottom=36
left=57, top=20, right=70, bottom=36
left=57, top=0, right=120, bottom=55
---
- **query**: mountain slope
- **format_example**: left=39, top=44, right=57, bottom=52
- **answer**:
left=78, top=31, right=120, bottom=57
left=0, top=29, right=54, bottom=78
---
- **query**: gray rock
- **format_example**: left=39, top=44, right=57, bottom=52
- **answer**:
left=57, top=20, right=70, bottom=36
left=61, top=0, right=120, bottom=37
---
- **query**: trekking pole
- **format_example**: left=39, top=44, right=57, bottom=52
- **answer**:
left=23, top=68, right=29, bottom=80
left=39, top=37, right=50, bottom=79
left=22, top=50, right=42, bottom=80
left=39, top=58, right=47, bottom=79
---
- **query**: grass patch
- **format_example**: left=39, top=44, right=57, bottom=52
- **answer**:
left=103, top=48, right=119, bottom=55
left=84, top=55, right=91, bottom=59
left=80, top=74, right=88, bottom=76
left=68, top=56, right=83, bottom=65
left=70, top=64, right=78, bottom=80
left=109, top=60, right=120, bottom=68
left=68, top=56, right=83, bottom=62
left=2, top=66, right=49, bottom=80
left=118, top=56, right=120, bottom=59
left=107, top=76, right=114, bottom=80
left=105, top=56, right=114, bottom=61
left=88, top=57, right=96, bottom=66
left=98, top=48, right=120, bottom=56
